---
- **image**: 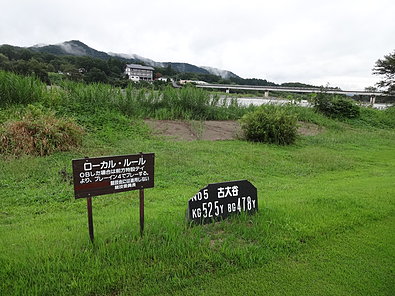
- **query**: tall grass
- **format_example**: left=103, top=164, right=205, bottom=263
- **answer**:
left=0, top=70, right=46, bottom=107
left=1, top=71, right=394, bottom=128
left=261, top=103, right=395, bottom=130
left=56, top=82, right=252, bottom=121
left=58, top=80, right=124, bottom=112
left=346, top=106, right=395, bottom=129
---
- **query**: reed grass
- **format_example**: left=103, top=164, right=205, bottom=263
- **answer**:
left=54, top=81, right=253, bottom=121
left=0, top=70, right=46, bottom=107
left=2, top=71, right=393, bottom=129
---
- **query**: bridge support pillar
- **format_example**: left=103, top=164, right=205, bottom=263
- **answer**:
left=226, top=89, right=230, bottom=94
left=264, top=90, right=269, bottom=98
left=369, top=96, right=376, bottom=106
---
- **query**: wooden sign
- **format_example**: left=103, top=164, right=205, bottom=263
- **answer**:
left=72, top=153, right=154, bottom=198
left=72, top=152, right=155, bottom=242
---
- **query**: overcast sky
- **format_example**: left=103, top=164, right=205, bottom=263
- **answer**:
left=1, top=0, right=394, bottom=89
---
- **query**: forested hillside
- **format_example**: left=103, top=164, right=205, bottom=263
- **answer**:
left=0, top=41, right=315, bottom=88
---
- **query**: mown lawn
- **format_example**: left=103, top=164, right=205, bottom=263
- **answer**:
left=0, top=120, right=394, bottom=295
left=170, top=215, right=395, bottom=296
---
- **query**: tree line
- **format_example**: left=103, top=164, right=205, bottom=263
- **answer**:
left=0, top=45, right=129, bottom=86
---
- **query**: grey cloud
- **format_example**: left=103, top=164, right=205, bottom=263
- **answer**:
left=1, top=0, right=394, bottom=89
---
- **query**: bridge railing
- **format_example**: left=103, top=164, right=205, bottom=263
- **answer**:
left=196, top=83, right=387, bottom=97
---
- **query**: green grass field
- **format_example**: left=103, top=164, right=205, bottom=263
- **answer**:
left=1, top=121, right=394, bottom=295
left=0, top=72, right=394, bottom=295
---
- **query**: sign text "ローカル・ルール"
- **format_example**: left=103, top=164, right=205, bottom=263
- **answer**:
left=72, top=153, right=154, bottom=199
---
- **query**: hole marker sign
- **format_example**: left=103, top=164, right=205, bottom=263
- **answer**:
left=187, top=180, right=258, bottom=224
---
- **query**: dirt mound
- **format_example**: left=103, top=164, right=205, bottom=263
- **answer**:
left=145, top=120, right=322, bottom=141
left=145, top=120, right=242, bottom=141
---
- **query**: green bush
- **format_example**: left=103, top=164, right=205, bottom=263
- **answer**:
left=0, top=105, right=84, bottom=156
left=240, top=106, right=298, bottom=145
left=313, top=93, right=360, bottom=118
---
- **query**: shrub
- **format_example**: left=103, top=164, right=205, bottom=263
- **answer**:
left=313, top=93, right=360, bottom=118
left=0, top=105, right=84, bottom=156
left=240, top=106, right=298, bottom=145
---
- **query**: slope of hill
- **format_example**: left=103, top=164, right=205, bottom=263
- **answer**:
left=162, top=62, right=210, bottom=75
left=29, top=40, right=110, bottom=59
left=109, top=52, right=162, bottom=67
left=4, top=40, right=323, bottom=87
left=201, top=66, right=239, bottom=79
left=30, top=40, right=239, bottom=78
left=109, top=52, right=238, bottom=79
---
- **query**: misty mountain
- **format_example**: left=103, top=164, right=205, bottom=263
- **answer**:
left=201, top=66, right=239, bottom=79
left=31, top=40, right=240, bottom=79
left=30, top=40, right=110, bottom=59
left=161, top=62, right=210, bottom=75
left=109, top=52, right=161, bottom=67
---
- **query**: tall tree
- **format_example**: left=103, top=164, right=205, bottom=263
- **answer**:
left=373, top=50, right=395, bottom=94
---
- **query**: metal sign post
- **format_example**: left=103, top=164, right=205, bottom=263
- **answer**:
left=72, top=153, right=155, bottom=242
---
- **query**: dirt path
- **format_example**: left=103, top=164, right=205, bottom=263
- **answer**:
left=145, top=120, right=322, bottom=141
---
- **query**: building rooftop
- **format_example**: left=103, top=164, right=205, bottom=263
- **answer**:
left=126, top=64, right=155, bottom=71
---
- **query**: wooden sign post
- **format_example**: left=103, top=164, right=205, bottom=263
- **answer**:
left=139, top=189, right=144, bottom=237
left=72, top=153, right=155, bottom=242
left=87, top=197, right=94, bottom=242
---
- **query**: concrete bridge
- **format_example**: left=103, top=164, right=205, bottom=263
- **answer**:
left=196, top=83, right=388, bottom=105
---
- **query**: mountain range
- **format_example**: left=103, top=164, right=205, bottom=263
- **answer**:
left=29, top=40, right=239, bottom=79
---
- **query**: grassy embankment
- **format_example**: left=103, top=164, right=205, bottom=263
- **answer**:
left=0, top=71, right=394, bottom=295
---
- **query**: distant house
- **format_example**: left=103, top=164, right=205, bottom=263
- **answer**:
left=125, top=64, right=154, bottom=82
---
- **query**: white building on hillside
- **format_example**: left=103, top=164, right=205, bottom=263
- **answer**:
left=125, top=64, right=154, bottom=81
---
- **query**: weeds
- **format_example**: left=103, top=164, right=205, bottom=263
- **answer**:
left=0, top=70, right=46, bottom=107
left=1, top=71, right=394, bottom=152
left=0, top=105, right=84, bottom=156
left=53, top=81, right=252, bottom=121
